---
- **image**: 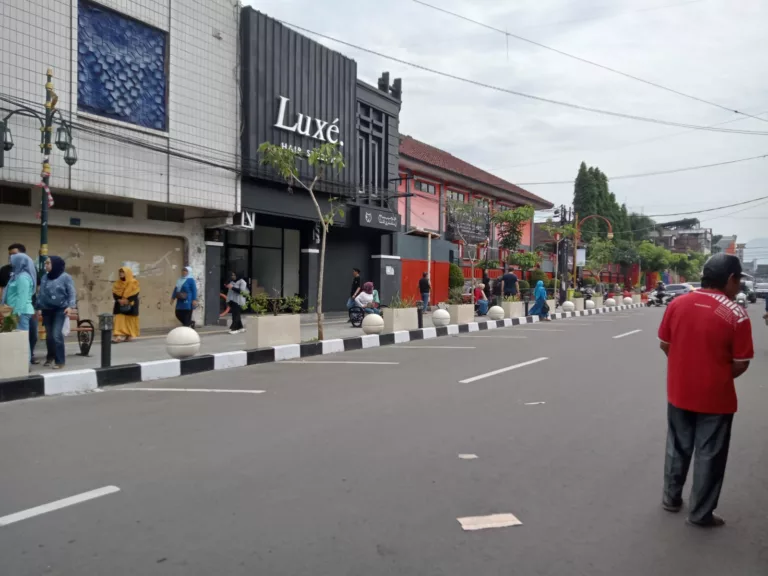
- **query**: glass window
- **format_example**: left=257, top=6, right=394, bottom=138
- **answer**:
left=415, top=180, right=436, bottom=194
left=447, top=190, right=465, bottom=203
left=227, top=230, right=251, bottom=246
left=475, top=198, right=490, bottom=209
left=252, top=225, right=282, bottom=248
left=252, top=247, right=282, bottom=298
left=226, top=248, right=249, bottom=282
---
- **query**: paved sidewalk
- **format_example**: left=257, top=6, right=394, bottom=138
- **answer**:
left=29, top=310, right=495, bottom=374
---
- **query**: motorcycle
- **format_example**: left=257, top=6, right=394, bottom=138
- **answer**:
left=736, top=292, right=748, bottom=309
left=646, top=289, right=670, bottom=307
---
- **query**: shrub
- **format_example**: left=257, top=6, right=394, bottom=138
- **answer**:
left=529, top=269, right=548, bottom=285
left=518, top=280, right=530, bottom=292
left=449, top=263, right=465, bottom=289
left=448, top=287, right=465, bottom=305
left=573, top=291, right=583, bottom=298
left=582, top=277, right=597, bottom=286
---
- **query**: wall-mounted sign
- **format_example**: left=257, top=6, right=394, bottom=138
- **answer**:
left=445, top=205, right=490, bottom=245
left=274, top=96, right=344, bottom=147
left=385, top=266, right=395, bottom=276
left=359, top=206, right=400, bottom=231
left=576, top=248, right=586, bottom=267
left=232, top=211, right=255, bottom=230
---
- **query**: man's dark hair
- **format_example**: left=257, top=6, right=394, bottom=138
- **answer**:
left=353, top=268, right=360, bottom=274
left=7, top=243, right=26, bottom=253
left=0, top=264, right=11, bottom=288
left=701, top=253, right=742, bottom=291
left=422, top=272, right=428, bottom=277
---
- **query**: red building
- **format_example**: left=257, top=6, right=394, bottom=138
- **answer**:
left=395, top=136, right=553, bottom=304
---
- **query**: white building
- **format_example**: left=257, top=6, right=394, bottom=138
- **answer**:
left=0, top=0, right=240, bottom=328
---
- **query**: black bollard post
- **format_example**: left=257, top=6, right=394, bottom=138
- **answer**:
left=99, top=313, right=114, bottom=368
left=416, top=301, right=424, bottom=329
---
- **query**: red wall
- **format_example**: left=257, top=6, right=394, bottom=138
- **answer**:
left=401, top=259, right=450, bottom=304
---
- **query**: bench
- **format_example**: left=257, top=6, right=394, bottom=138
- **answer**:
left=37, top=310, right=95, bottom=357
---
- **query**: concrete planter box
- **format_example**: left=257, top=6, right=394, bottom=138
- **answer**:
left=573, top=298, right=585, bottom=311
left=383, top=308, right=418, bottom=333
left=592, top=296, right=604, bottom=308
left=632, top=294, right=641, bottom=304
left=448, top=304, right=475, bottom=325
left=0, top=331, right=29, bottom=379
left=547, top=299, right=556, bottom=312
left=245, top=314, right=301, bottom=348
left=502, top=301, right=525, bottom=318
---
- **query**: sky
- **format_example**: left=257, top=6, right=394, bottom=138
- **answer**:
left=245, top=0, right=768, bottom=251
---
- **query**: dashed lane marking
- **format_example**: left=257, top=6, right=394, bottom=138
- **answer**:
left=459, top=357, right=548, bottom=384
left=457, top=513, right=522, bottom=531
left=613, top=329, right=643, bottom=339
left=0, top=486, right=120, bottom=528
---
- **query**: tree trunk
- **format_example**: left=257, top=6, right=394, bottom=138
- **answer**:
left=470, top=260, right=475, bottom=304
left=317, top=224, right=327, bottom=341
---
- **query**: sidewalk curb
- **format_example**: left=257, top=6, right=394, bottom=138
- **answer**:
left=0, top=304, right=645, bottom=404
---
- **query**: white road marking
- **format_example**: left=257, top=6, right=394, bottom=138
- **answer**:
left=395, top=346, right=476, bottom=349
left=0, top=486, right=120, bottom=527
left=457, top=513, right=522, bottom=531
left=458, top=454, right=479, bottom=460
left=524, top=401, right=546, bottom=406
left=281, top=361, right=400, bottom=365
left=458, top=335, right=527, bottom=339
left=613, top=329, right=643, bottom=339
left=517, top=328, right=565, bottom=332
left=116, top=388, right=266, bottom=394
left=459, top=357, right=548, bottom=384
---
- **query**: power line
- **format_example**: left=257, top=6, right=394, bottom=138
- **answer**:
left=276, top=20, right=768, bottom=136
left=644, top=195, right=768, bottom=217
left=513, top=152, right=768, bottom=185
left=411, top=0, right=768, bottom=124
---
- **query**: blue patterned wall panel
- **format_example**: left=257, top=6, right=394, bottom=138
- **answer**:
left=78, top=0, right=167, bottom=131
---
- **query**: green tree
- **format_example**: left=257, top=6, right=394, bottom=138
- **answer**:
left=627, top=213, right=656, bottom=242
left=448, top=263, right=465, bottom=289
left=637, top=241, right=670, bottom=273
left=491, top=205, right=535, bottom=251
left=573, top=162, right=599, bottom=242
left=258, top=142, right=344, bottom=340
left=508, top=251, right=541, bottom=281
left=585, top=238, right=614, bottom=292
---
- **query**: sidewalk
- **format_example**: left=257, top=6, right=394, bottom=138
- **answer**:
left=30, top=310, right=491, bottom=374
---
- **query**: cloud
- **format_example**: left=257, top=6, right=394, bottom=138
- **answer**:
left=245, top=0, right=768, bottom=248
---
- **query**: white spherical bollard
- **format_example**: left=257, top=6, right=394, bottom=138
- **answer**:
left=432, top=308, right=451, bottom=327
left=166, top=326, right=201, bottom=359
left=488, top=305, right=504, bottom=321
left=585, top=299, right=595, bottom=310
left=623, top=296, right=633, bottom=305
left=605, top=298, right=617, bottom=307
left=562, top=301, right=575, bottom=312
left=361, top=313, right=384, bottom=335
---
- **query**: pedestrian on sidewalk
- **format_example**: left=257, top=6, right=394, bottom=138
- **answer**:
left=112, top=267, right=140, bottom=343
left=7, top=244, right=39, bottom=364
left=658, top=253, right=753, bottom=528
left=482, top=269, right=491, bottom=300
left=347, top=268, right=362, bottom=310
left=0, top=264, right=10, bottom=300
left=225, top=271, right=248, bottom=334
left=418, top=271, right=430, bottom=312
left=39, top=256, right=76, bottom=369
left=501, top=270, right=518, bottom=298
left=4, top=253, right=36, bottom=362
left=528, top=280, right=551, bottom=321
left=171, top=266, right=198, bottom=328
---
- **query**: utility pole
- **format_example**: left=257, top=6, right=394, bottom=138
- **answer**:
left=39, top=68, right=56, bottom=276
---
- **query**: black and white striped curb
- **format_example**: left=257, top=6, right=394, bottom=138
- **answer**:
left=0, top=304, right=644, bottom=404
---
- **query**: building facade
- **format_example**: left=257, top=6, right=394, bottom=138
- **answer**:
left=236, top=8, right=403, bottom=312
left=1, top=0, right=240, bottom=328
left=650, top=219, right=712, bottom=255
left=395, top=136, right=553, bottom=304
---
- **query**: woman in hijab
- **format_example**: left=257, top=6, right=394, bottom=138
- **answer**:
left=354, top=281, right=375, bottom=311
left=112, top=266, right=141, bottom=343
left=171, top=266, right=198, bottom=328
left=528, top=279, right=551, bottom=321
left=38, top=256, right=76, bottom=368
left=4, top=253, right=36, bottom=362
left=225, top=271, right=248, bottom=334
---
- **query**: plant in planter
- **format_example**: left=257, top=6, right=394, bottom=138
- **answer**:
left=0, top=310, right=28, bottom=379
left=282, top=295, right=304, bottom=315
left=572, top=290, right=585, bottom=311
left=446, top=287, right=474, bottom=325
left=383, top=293, right=419, bottom=333
left=501, top=294, right=525, bottom=319
left=243, top=291, right=301, bottom=348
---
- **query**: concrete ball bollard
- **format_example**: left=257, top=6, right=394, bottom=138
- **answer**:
left=166, top=327, right=201, bottom=359
left=488, top=305, right=504, bottom=321
left=562, top=301, right=575, bottom=312
left=585, top=299, right=595, bottom=310
left=605, top=298, right=617, bottom=307
left=361, top=313, right=384, bottom=335
left=432, top=308, right=451, bottom=327
left=623, top=296, right=633, bottom=305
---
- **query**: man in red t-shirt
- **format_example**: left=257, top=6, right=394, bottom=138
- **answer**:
left=658, top=253, right=753, bottom=528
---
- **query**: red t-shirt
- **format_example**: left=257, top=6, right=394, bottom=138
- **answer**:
left=658, top=289, right=753, bottom=414
left=474, top=287, right=485, bottom=301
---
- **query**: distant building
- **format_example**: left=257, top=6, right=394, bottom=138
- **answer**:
left=715, top=235, right=737, bottom=255
left=736, top=243, right=746, bottom=262
left=650, top=219, right=712, bottom=254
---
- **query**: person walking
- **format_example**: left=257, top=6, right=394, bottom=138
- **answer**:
left=38, top=256, right=76, bottom=369
left=528, top=280, right=551, bottom=321
left=225, top=271, right=248, bottom=334
left=4, top=253, right=36, bottom=362
left=658, top=253, right=753, bottom=528
left=347, top=268, right=362, bottom=309
left=7, top=244, right=39, bottom=363
left=112, top=267, right=140, bottom=343
left=418, top=272, right=431, bottom=312
left=171, top=266, right=198, bottom=328
left=482, top=270, right=491, bottom=300
left=501, top=269, right=518, bottom=298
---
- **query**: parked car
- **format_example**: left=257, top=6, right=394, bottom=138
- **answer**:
left=741, top=281, right=757, bottom=303
left=664, top=284, right=692, bottom=302
left=755, top=282, right=768, bottom=299
left=686, top=282, right=701, bottom=291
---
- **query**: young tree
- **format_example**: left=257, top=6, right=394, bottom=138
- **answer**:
left=491, top=205, right=535, bottom=251
left=637, top=241, right=670, bottom=274
left=446, top=200, right=488, bottom=304
left=584, top=238, right=614, bottom=292
left=258, top=142, right=344, bottom=340
left=508, top=251, right=541, bottom=282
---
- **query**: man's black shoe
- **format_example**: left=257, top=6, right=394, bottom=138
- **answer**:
left=662, top=498, right=683, bottom=513
left=686, top=514, right=726, bottom=528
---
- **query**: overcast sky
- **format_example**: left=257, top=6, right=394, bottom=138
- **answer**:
left=246, top=0, right=768, bottom=253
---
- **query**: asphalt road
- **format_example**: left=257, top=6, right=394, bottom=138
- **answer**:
left=2, top=306, right=767, bottom=575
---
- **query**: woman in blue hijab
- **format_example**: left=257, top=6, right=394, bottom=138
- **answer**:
left=4, top=253, right=37, bottom=361
left=171, top=266, right=198, bottom=328
left=39, top=256, right=77, bottom=369
left=528, top=279, right=551, bottom=321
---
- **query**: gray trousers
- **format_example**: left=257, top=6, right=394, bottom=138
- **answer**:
left=663, top=403, right=734, bottom=522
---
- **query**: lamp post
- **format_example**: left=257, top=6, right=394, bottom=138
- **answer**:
left=572, top=213, right=614, bottom=286
left=0, top=69, right=77, bottom=276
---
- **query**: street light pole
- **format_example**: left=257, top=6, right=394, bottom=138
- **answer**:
left=39, top=68, right=55, bottom=276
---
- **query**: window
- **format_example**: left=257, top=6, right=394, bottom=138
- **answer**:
left=475, top=198, right=490, bottom=209
left=446, top=190, right=465, bottom=203
left=0, top=186, right=31, bottom=206
left=147, top=204, right=185, bottom=223
left=415, top=180, right=436, bottom=194
left=77, top=0, right=168, bottom=131
left=52, top=192, right=134, bottom=218
left=358, top=102, right=386, bottom=200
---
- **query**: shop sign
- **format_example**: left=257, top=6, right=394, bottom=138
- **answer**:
left=359, top=206, right=400, bottom=231
left=274, top=96, right=344, bottom=146
left=445, top=205, right=490, bottom=245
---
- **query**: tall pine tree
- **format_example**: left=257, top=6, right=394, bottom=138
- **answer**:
left=573, top=162, right=599, bottom=242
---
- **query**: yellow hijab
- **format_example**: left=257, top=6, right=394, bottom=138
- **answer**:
left=113, top=267, right=140, bottom=298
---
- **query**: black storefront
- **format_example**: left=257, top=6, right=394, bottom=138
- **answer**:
left=227, top=7, right=403, bottom=313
